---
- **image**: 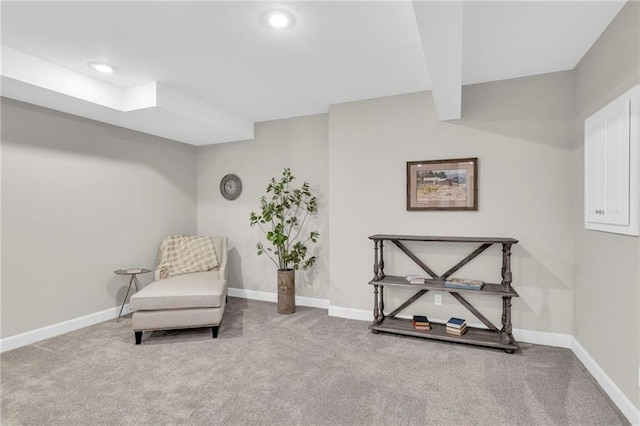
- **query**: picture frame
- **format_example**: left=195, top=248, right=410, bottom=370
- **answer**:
left=406, top=157, right=478, bottom=211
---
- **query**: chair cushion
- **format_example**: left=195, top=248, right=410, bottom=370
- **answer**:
left=132, top=307, right=225, bottom=331
left=157, top=235, right=219, bottom=279
left=130, top=271, right=226, bottom=311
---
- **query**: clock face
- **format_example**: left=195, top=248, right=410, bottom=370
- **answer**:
left=224, top=180, right=237, bottom=193
left=220, top=174, right=242, bottom=200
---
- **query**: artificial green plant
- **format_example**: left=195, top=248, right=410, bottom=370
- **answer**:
left=249, top=168, right=319, bottom=271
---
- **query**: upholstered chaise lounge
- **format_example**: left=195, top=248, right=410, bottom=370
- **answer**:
left=129, top=235, right=228, bottom=344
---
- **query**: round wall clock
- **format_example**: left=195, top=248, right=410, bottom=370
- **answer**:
left=220, top=174, right=242, bottom=200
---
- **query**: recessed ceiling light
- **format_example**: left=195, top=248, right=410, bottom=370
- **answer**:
left=262, top=10, right=295, bottom=29
left=88, top=62, right=115, bottom=73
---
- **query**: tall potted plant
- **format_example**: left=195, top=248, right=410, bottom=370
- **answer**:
left=249, top=168, right=319, bottom=314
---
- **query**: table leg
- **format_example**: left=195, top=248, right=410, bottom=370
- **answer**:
left=373, top=241, right=385, bottom=281
left=117, top=275, right=135, bottom=322
left=378, top=285, right=385, bottom=323
left=502, top=244, right=513, bottom=290
left=373, top=241, right=379, bottom=280
left=501, top=296, right=513, bottom=344
left=378, top=240, right=385, bottom=280
left=373, top=284, right=379, bottom=325
left=133, top=274, right=140, bottom=291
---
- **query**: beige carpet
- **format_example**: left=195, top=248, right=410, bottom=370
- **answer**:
left=1, top=297, right=629, bottom=425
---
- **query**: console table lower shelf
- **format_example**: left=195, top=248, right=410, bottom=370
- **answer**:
left=369, top=317, right=519, bottom=352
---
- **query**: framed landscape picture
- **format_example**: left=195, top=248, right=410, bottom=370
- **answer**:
left=406, top=158, right=478, bottom=211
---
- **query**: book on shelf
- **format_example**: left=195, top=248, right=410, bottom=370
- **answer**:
left=126, top=268, right=144, bottom=274
left=405, top=274, right=427, bottom=284
left=413, top=324, right=431, bottom=330
left=446, top=325, right=467, bottom=336
left=444, top=277, right=485, bottom=291
left=412, top=315, right=430, bottom=330
left=412, top=315, right=429, bottom=325
left=445, top=325, right=467, bottom=334
left=446, top=317, right=466, bottom=329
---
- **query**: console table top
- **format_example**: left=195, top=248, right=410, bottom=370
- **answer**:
left=368, top=234, right=518, bottom=244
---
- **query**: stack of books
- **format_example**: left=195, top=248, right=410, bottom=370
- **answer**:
left=444, top=277, right=484, bottom=291
left=446, top=317, right=467, bottom=336
left=405, top=274, right=427, bottom=284
left=412, top=315, right=430, bottom=330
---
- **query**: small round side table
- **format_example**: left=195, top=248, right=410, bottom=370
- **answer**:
left=114, top=268, right=151, bottom=322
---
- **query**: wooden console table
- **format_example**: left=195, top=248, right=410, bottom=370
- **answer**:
left=368, top=234, right=519, bottom=353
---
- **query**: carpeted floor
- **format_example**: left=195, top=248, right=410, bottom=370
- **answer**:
left=1, top=297, right=629, bottom=425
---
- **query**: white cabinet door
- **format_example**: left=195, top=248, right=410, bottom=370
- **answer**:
left=585, top=98, right=630, bottom=225
left=584, top=85, right=639, bottom=236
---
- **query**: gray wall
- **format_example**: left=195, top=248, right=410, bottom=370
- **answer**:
left=1, top=98, right=197, bottom=338
left=571, top=0, right=640, bottom=409
left=197, top=114, right=330, bottom=300
left=328, top=73, right=575, bottom=331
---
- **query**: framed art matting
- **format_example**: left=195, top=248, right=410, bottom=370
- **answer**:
left=406, top=157, right=478, bottom=211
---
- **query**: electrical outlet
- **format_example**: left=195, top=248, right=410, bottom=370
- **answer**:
left=434, top=294, right=442, bottom=306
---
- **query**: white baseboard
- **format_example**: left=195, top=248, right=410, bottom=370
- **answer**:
left=0, top=304, right=130, bottom=353
left=328, top=305, right=372, bottom=321
left=513, top=328, right=572, bottom=348
left=296, top=295, right=330, bottom=309
left=227, top=287, right=330, bottom=309
left=227, top=287, right=276, bottom=303
left=571, top=337, right=640, bottom=425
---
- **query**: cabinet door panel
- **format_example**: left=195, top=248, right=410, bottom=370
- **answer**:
left=602, top=101, right=630, bottom=225
left=585, top=98, right=630, bottom=226
left=585, top=124, right=604, bottom=223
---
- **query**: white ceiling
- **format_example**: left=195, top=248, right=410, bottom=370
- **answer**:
left=0, top=1, right=627, bottom=145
